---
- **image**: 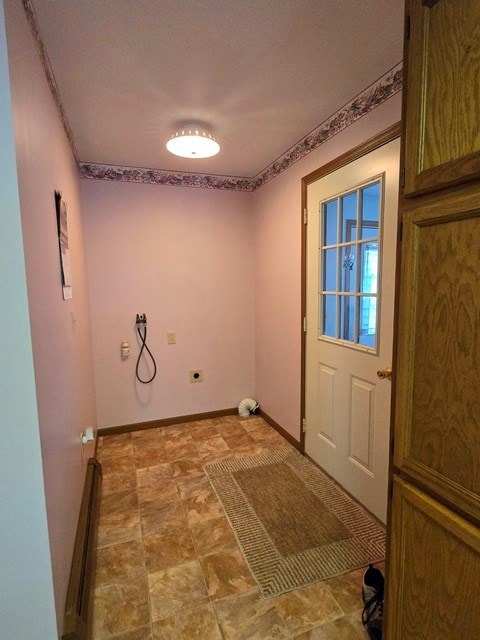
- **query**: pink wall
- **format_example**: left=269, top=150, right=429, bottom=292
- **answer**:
left=0, top=1, right=57, bottom=636
left=83, top=95, right=401, bottom=438
left=81, top=180, right=255, bottom=428
left=5, top=0, right=97, bottom=632
left=253, top=94, right=402, bottom=441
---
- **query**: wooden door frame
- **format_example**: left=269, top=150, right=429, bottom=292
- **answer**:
left=300, top=122, right=402, bottom=452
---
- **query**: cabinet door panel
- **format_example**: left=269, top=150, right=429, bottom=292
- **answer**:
left=385, top=478, right=480, bottom=639
left=404, top=0, right=480, bottom=196
left=394, top=185, right=480, bottom=522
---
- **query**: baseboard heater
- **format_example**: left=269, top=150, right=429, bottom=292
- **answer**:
left=62, top=458, right=102, bottom=640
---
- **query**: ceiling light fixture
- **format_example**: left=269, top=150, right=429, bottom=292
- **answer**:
left=166, top=125, right=220, bottom=159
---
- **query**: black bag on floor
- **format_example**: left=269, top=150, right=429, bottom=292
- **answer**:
left=362, top=563, right=384, bottom=640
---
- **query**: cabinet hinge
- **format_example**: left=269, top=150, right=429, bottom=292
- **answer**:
left=405, top=14, right=410, bottom=40
left=302, top=418, right=307, bottom=433
left=303, top=208, right=308, bottom=225
left=400, top=166, right=406, bottom=188
left=303, top=317, right=307, bottom=333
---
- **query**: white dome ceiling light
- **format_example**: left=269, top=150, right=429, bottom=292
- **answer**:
left=166, top=125, right=220, bottom=159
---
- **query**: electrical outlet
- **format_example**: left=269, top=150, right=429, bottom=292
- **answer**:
left=190, top=369, right=203, bottom=383
left=167, top=331, right=176, bottom=345
left=136, top=313, right=147, bottom=325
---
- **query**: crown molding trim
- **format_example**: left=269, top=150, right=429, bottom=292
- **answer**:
left=22, top=0, right=78, bottom=162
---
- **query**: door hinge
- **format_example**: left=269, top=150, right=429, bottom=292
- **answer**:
left=399, top=221, right=403, bottom=242
left=400, top=166, right=406, bottom=188
left=303, top=208, right=308, bottom=225
left=405, top=14, right=411, bottom=40
left=389, top=480, right=394, bottom=500
left=302, top=418, right=307, bottom=433
left=303, top=316, right=307, bottom=333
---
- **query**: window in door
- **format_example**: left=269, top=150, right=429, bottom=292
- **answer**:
left=319, top=178, right=382, bottom=351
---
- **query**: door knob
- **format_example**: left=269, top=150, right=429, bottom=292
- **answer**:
left=377, top=366, right=392, bottom=380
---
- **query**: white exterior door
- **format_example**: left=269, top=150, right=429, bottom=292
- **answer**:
left=305, top=137, right=400, bottom=523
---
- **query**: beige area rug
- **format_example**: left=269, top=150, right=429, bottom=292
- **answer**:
left=204, top=448, right=385, bottom=597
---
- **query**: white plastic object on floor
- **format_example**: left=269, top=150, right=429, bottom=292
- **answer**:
left=238, top=397, right=259, bottom=417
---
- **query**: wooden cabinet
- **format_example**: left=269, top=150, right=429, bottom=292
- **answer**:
left=394, top=184, right=480, bottom=523
left=386, top=0, right=480, bottom=637
left=403, top=0, right=480, bottom=196
left=385, top=479, right=480, bottom=639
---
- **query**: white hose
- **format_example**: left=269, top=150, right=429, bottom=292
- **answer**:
left=238, top=397, right=259, bottom=417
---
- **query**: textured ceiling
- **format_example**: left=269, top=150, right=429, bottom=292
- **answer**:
left=31, top=0, right=404, bottom=177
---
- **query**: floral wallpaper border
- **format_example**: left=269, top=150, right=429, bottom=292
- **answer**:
left=22, top=0, right=402, bottom=191
left=22, top=0, right=78, bottom=161
left=79, top=165, right=256, bottom=192
left=251, top=62, right=403, bottom=190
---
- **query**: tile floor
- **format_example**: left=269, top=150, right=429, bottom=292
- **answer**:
left=91, top=415, right=375, bottom=640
